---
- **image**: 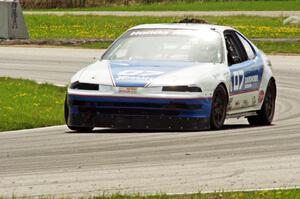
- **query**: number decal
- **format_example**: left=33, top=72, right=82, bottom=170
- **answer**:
left=232, top=70, right=245, bottom=92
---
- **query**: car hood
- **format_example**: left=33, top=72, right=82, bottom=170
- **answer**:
left=76, top=60, right=217, bottom=87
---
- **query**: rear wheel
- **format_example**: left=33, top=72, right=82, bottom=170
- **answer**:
left=210, top=85, right=228, bottom=130
left=64, top=96, right=94, bottom=132
left=247, top=79, right=276, bottom=126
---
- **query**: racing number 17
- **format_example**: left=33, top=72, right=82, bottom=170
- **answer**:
left=232, top=70, right=245, bottom=92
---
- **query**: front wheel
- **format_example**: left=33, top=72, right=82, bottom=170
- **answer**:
left=210, top=85, right=228, bottom=130
left=64, top=95, right=94, bottom=132
left=247, top=79, right=276, bottom=126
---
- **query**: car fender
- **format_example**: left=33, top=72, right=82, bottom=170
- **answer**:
left=70, top=66, right=88, bottom=84
left=257, top=51, right=275, bottom=109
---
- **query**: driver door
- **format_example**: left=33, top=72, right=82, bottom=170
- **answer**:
left=225, top=30, right=263, bottom=113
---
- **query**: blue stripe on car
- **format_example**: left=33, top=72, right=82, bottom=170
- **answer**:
left=68, top=94, right=212, bottom=118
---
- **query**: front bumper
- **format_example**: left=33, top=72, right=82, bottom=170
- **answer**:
left=67, top=94, right=212, bottom=130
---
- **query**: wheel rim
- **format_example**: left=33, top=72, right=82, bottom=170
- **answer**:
left=212, top=88, right=227, bottom=127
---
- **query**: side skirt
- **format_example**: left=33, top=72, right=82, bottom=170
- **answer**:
left=226, top=111, right=257, bottom=119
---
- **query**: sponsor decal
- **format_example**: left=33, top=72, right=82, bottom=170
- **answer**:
left=118, top=87, right=138, bottom=94
left=229, top=64, right=263, bottom=95
left=231, top=70, right=260, bottom=93
left=116, top=70, right=165, bottom=81
left=129, top=29, right=195, bottom=37
left=130, top=30, right=169, bottom=36
left=245, top=75, right=259, bottom=84
left=109, top=61, right=194, bottom=87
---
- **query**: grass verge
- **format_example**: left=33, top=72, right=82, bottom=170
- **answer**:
left=80, top=41, right=113, bottom=49
left=25, top=15, right=300, bottom=40
left=84, top=190, right=300, bottom=199
left=26, top=1, right=300, bottom=11
left=27, top=15, right=299, bottom=53
left=0, top=77, right=65, bottom=132
left=2, top=189, right=300, bottom=199
left=254, top=41, right=300, bottom=54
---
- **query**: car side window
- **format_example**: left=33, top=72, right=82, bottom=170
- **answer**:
left=224, top=34, right=244, bottom=66
left=236, top=33, right=256, bottom=60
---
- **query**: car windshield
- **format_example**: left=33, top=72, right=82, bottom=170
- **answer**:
left=102, top=28, right=224, bottom=63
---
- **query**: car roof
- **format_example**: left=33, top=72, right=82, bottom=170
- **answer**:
left=129, top=23, right=234, bottom=33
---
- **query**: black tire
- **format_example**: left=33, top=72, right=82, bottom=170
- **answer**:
left=210, top=84, right=228, bottom=130
left=64, top=95, right=94, bottom=132
left=247, top=79, right=276, bottom=126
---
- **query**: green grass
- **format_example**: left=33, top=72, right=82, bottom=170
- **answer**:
left=2, top=189, right=300, bottom=199
left=25, top=15, right=300, bottom=53
left=26, top=1, right=300, bottom=11
left=86, top=190, right=300, bottom=199
left=254, top=41, right=300, bottom=54
left=0, top=77, right=65, bottom=132
left=25, top=15, right=300, bottom=40
left=80, top=41, right=113, bottom=49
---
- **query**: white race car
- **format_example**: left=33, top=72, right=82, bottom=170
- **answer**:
left=65, top=23, right=276, bottom=131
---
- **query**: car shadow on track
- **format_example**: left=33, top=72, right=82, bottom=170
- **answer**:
left=65, top=123, right=268, bottom=134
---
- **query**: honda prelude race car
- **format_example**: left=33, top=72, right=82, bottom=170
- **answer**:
left=65, top=23, right=276, bottom=131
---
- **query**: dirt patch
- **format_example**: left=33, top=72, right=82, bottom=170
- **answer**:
left=0, top=38, right=114, bottom=46
left=1, top=38, right=299, bottom=47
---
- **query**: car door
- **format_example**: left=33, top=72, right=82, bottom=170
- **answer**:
left=225, top=30, right=263, bottom=112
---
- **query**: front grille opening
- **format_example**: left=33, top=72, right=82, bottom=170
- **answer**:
left=70, top=100, right=202, bottom=110
left=79, top=107, right=180, bottom=116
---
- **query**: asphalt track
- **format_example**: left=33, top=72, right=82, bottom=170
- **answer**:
left=0, top=47, right=300, bottom=197
left=24, top=11, right=300, bottom=17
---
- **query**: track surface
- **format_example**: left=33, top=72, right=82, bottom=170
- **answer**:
left=24, top=11, right=300, bottom=17
left=0, top=47, right=300, bottom=197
